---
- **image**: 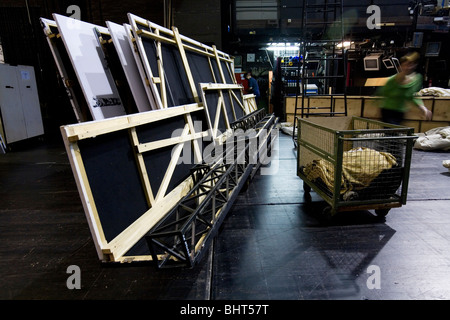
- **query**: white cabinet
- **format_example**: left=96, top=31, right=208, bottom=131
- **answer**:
left=0, top=64, right=44, bottom=144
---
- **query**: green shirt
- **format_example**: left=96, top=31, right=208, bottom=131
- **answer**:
left=377, top=73, right=423, bottom=112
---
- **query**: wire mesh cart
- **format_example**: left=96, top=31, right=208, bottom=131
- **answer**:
left=297, top=116, right=417, bottom=219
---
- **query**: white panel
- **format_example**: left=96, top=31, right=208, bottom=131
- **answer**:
left=0, top=64, right=27, bottom=143
left=16, top=65, right=45, bottom=139
left=106, top=21, right=155, bottom=112
left=40, top=18, right=86, bottom=122
left=53, top=14, right=126, bottom=120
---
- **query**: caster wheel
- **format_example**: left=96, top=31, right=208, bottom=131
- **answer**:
left=303, top=181, right=311, bottom=193
left=303, top=182, right=312, bottom=202
left=321, top=206, right=333, bottom=224
left=375, top=209, right=390, bottom=217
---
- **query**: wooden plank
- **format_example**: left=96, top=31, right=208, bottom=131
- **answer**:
left=244, top=94, right=257, bottom=113
left=123, top=23, right=160, bottom=110
left=128, top=14, right=164, bottom=109
left=172, top=26, right=200, bottom=103
left=154, top=29, right=168, bottom=109
left=129, top=127, right=155, bottom=207
left=185, top=112, right=203, bottom=163
left=137, top=130, right=208, bottom=153
left=59, top=129, right=107, bottom=260
left=154, top=124, right=190, bottom=202
left=432, top=99, right=450, bottom=121
left=64, top=103, right=201, bottom=141
left=213, top=46, right=227, bottom=83
left=420, top=120, right=450, bottom=133
left=102, top=176, right=193, bottom=261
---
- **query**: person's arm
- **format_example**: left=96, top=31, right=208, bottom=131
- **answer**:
left=411, top=74, right=432, bottom=120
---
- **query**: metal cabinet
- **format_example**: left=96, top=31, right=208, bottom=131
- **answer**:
left=0, top=64, right=44, bottom=144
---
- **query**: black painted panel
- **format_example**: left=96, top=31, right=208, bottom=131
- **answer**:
left=78, top=130, right=149, bottom=242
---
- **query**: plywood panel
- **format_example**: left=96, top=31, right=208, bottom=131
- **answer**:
left=54, top=14, right=126, bottom=120
left=432, top=99, right=450, bottom=121
left=401, top=120, right=420, bottom=133
left=362, top=97, right=382, bottom=118
left=420, top=121, right=450, bottom=133
left=334, top=97, right=362, bottom=116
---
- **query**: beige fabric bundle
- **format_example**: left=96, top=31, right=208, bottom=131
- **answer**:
left=304, top=148, right=397, bottom=195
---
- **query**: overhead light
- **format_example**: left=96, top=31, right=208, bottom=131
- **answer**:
left=265, top=42, right=300, bottom=51
left=266, top=46, right=300, bottom=51
left=336, top=41, right=353, bottom=48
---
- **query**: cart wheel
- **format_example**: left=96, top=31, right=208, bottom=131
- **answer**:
left=321, top=206, right=333, bottom=224
left=375, top=209, right=390, bottom=217
left=303, top=182, right=311, bottom=193
left=303, top=182, right=312, bottom=202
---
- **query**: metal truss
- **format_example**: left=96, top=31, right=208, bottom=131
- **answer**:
left=146, top=110, right=277, bottom=268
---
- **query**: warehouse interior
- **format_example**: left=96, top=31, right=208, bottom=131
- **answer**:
left=1, top=0, right=450, bottom=304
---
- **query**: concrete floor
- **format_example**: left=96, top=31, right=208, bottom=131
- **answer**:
left=1, top=131, right=450, bottom=304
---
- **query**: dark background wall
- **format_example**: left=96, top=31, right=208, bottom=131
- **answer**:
left=0, top=1, right=448, bottom=140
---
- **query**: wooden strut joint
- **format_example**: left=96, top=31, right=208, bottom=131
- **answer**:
left=185, top=113, right=203, bottom=163
left=154, top=123, right=190, bottom=202
left=129, top=127, right=155, bottom=207
left=213, top=46, right=226, bottom=84
left=229, top=89, right=246, bottom=113
left=153, top=27, right=168, bottom=109
left=64, top=103, right=201, bottom=141
left=129, top=15, right=163, bottom=109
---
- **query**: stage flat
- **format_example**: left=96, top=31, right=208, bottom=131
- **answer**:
left=53, top=14, right=126, bottom=120
left=106, top=21, right=155, bottom=112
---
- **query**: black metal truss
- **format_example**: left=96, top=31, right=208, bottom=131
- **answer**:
left=146, top=111, right=277, bottom=268
left=230, top=108, right=267, bottom=131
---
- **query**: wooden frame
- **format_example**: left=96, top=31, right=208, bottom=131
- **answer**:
left=61, top=104, right=209, bottom=262
left=53, top=13, right=274, bottom=267
left=40, top=18, right=91, bottom=122
left=128, top=13, right=236, bottom=109
left=199, top=83, right=247, bottom=140
left=122, top=22, right=160, bottom=111
left=243, top=94, right=258, bottom=114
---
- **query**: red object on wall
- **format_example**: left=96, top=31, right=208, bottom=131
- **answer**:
left=235, top=72, right=249, bottom=94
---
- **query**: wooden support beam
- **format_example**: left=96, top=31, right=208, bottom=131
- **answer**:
left=129, top=127, right=155, bottom=206
left=172, top=26, right=200, bottom=103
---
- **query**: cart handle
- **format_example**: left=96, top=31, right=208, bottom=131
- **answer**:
left=338, top=135, right=418, bottom=142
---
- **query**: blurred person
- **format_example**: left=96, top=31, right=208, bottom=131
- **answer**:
left=246, top=71, right=260, bottom=105
left=377, top=52, right=432, bottom=125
